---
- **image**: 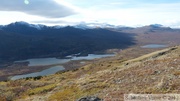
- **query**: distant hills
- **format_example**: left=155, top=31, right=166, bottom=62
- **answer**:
left=0, top=22, right=180, bottom=63
left=0, top=22, right=135, bottom=62
left=115, top=24, right=180, bottom=45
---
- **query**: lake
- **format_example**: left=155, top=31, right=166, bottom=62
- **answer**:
left=141, top=44, right=168, bottom=48
left=15, top=54, right=115, bottom=66
left=11, top=66, right=65, bottom=80
left=11, top=54, right=115, bottom=80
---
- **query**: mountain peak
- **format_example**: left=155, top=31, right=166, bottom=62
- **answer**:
left=149, top=24, right=163, bottom=28
left=8, top=21, right=44, bottom=30
left=14, top=21, right=30, bottom=25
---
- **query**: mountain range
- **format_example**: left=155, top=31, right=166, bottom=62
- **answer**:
left=0, top=21, right=180, bottom=64
left=0, top=22, right=180, bottom=100
left=0, top=22, right=135, bottom=63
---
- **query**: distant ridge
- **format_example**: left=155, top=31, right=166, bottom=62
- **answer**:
left=1, top=21, right=179, bottom=30
left=0, top=22, right=135, bottom=62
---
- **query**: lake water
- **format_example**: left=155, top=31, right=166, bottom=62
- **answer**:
left=11, top=54, right=115, bottom=80
left=141, top=44, right=168, bottom=48
left=15, top=54, right=115, bottom=66
left=71, top=54, right=115, bottom=61
left=11, top=66, right=65, bottom=80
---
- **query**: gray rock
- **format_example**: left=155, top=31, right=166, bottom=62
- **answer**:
left=77, top=96, right=102, bottom=101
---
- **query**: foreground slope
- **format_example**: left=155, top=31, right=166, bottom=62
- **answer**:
left=0, top=46, right=180, bottom=101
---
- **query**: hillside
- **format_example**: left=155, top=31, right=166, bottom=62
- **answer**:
left=117, top=25, right=180, bottom=45
left=0, top=22, right=135, bottom=63
left=0, top=45, right=180, bottom=101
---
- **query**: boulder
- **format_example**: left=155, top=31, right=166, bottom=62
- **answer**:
left=77, top=96, right=102, bottom=101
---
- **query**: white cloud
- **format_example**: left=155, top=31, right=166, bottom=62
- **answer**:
left=31, top=20, right=78, bottom=26
left=109, top=2, right=127, bottom=5
left=0, top=0, right=77, bottom=18
left=66, top=2, right=180, bottom=27
left=0, top=0, right=180, bottom=27
left=164, top=20, right=180, bottom=28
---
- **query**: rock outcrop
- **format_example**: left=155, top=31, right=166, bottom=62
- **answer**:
left=77, top=96, right=102, bottom=101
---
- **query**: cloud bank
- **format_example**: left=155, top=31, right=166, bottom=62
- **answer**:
left=0, top=0, right=76, bottom=18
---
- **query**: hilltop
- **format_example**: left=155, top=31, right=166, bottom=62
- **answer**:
left=0, top=45, right=180, bottom=101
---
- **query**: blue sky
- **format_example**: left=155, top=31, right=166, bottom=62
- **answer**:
left=0, top=0, right=180, bottom=27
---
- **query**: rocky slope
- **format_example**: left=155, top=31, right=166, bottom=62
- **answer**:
left=0, top=46, right=180, bottom=101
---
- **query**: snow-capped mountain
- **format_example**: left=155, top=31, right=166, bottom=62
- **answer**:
left=73, top=22, right=127, bottom=29
left=5, top=21, right=47, bottom=30
left=149, top=24, right=164, bottom=28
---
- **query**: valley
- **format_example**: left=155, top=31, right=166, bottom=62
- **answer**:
left=0, top=22, right=180, bottom=101
left=1, top=0, right=180, bottom=100
left=0, top=22, right=180, bottom=81
left=0, top=45, right=180, bottom=101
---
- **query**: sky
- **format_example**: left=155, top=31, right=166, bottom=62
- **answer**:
left=0, top=0, right=180, bottom=27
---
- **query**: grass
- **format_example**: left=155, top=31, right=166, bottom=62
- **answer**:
left=48, top=86, right=82, bottom=101
left=173, top=71, right=180, bottom=76
left=124, top=47, right=173, bottom=64
left=27, top=84, right=56, bottom=95
left=1, top=46, right=180, bottom=101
